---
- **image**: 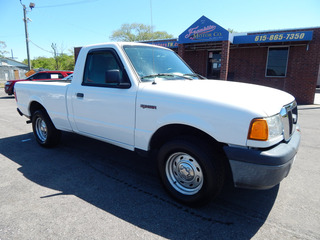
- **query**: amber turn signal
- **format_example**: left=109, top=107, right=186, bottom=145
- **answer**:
left=248, top=119, right=269, bottom=141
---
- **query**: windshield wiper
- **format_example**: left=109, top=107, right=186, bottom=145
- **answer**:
left=141, top=73, right=193, bottom=80
left=183, top=73, right=207, bottom=79
left=141, top=73, right=174, bottom=80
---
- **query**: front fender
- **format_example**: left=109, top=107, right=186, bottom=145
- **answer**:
left=134, top=110, right=250, bottom=151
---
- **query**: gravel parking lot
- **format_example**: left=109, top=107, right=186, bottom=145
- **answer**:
left=0, top=89, right=319, bottom=240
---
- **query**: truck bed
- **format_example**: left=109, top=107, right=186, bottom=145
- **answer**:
left=15, top=81, right=72, bottom=131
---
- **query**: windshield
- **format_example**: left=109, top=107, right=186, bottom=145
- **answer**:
left=123, top=45, right=198, bottom=82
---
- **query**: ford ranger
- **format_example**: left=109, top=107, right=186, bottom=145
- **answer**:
left=14, top=42, right=300, bottom=206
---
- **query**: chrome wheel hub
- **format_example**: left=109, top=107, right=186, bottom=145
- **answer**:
left=165, top=152, right=203, bottom=195
left=35, top=118, right=47, bottom=142
left=178, top=162, right=195, bottom=181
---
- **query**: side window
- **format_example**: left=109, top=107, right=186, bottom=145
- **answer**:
left=266, top=47, right=289, bottom=77
left=32, top=72, right=49, bottom=79
left=83, top=50, right=130, bottom=88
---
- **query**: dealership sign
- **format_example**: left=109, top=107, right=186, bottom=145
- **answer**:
left=233, top=31, right=313, bottom=44
left=148, top=40, right=178, bottom=48
left=178, top=16, right=229, bottom=44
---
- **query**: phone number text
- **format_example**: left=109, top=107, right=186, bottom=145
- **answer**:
left=255, top=33, right=306, bottom=42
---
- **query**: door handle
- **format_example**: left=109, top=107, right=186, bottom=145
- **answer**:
left=76, top=93, right=84, bottom=98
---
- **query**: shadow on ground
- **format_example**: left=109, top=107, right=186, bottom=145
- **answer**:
left=0, top=95, right=14, bottom=99
left=0, top=132, right=279, bottom=239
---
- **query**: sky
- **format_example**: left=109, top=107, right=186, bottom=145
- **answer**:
left=1, top=0, right=319, bottom=62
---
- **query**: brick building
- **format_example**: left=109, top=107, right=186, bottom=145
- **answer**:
left=147, top=16, right=320, bottom=104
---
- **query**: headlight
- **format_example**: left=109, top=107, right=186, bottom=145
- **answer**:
left=5, top=82, right=11, bottom=86
left=266, top=114, right=283, bottom=140
left=248, top=114, right=283, bottom=141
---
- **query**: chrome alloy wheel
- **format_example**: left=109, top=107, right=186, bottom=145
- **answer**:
left=165, top=152, right=204, bottom=195
left=35, top=117, right=48, bottom=142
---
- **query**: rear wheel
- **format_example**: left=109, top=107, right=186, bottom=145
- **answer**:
left=32, top=110, right=61, bottom=147
left=157, top=137, right=225, bottom=206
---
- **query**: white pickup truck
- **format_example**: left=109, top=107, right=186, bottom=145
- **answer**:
left=15, top=42, right=300, bottom=206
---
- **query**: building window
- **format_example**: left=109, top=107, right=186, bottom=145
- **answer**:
left=266, top=47, right=289, bottom=77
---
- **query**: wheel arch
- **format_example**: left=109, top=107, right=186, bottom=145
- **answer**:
left=31, top=105, right=61, bottom=147
left=29, top=101, right=47, bottom=117
left=150, top=123, right=224, bottom=153
left=149, top=124, right=232, bottom=180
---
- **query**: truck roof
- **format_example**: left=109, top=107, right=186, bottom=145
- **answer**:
left=83, top=42, right=169, bottom=50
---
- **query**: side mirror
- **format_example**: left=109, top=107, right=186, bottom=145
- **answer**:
left=105, top=69, right=131, bottom=89
left=105, top=69, right=120, bottom=84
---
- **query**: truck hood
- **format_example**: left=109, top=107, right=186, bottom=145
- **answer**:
left=139, top=79, right=295, bottom=116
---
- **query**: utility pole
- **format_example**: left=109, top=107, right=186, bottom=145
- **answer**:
left=20, top=1, right=35, bottom=71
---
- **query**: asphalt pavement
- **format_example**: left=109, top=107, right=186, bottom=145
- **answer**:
left=0, top=89, right=319, bottom=240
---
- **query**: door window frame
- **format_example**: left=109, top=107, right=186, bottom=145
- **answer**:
left=82, top=48, right=131, bottom=88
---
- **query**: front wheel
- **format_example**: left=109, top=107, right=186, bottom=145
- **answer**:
left=32, top=110, right=61, bottom=147
left=157, top=137, right=225, bottom=206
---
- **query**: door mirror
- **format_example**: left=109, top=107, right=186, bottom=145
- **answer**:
left=105, top=69, right=120, bottom=84
left=105, top=69, right=131, bottom=89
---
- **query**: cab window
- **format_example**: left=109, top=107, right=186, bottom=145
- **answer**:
left=83, top=49, right=130, bottom=88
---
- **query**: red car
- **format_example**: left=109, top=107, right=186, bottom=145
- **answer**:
left=4, top=70, right=73, bottom=95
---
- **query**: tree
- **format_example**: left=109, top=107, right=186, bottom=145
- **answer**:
left=43, top=43, right=74, bottom=70
left=227, top=28, right=237, bottom=33
left=57, top=54, right=74, bottom=70
left=24, top=57, right=56, bottom=70
left=0, top=41, right=9, bottom=57
left=110, top=23, right=173, bottom=42
left=23, top=55, right=74, bottom=71
left=51, top=43, right=62, bottom=70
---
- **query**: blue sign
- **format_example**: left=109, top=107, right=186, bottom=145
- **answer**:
left=233, top=31, right=313, bottom=44
left=178, top=16, right=229, bottom=44
left=147, top=40, right=179, bottom=48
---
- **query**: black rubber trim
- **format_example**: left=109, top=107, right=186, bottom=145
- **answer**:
left=223, top=130, right=300, bottom=166
left=17, top=108, right=23, bottom=116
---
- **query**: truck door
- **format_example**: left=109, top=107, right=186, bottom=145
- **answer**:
left=69, top=49, right=136, bottom=148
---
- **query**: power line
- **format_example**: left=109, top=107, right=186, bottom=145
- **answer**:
left=29, top=40, right=53, bottom=54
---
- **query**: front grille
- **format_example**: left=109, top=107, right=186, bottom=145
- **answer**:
left=280, top=101, right=298, bottom=141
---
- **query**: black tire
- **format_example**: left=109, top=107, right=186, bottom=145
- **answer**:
left=32, top=109, right=61, bottom=147
left=157, top=136, right=225, bottom=206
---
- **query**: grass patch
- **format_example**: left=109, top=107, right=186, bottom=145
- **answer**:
left=0, top=83, right=4, bottom=88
